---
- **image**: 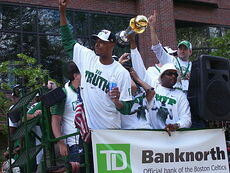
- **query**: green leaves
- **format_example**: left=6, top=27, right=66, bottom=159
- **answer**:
left=17, top=53, right=37, bottom=65
left=0, top=53, right=49, bottom=91
left=0, top=53, right=52, bottom=116
left=208, top=30, right=230, bottom=59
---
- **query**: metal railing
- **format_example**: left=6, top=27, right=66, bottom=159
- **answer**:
left=8, top=87, right=92, bottom=172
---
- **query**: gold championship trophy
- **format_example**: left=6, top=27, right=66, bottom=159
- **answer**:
left=116, top=15, right=148, bottom=46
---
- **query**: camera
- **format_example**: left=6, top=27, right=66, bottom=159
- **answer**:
left=120, top=54, right=133, bottom=71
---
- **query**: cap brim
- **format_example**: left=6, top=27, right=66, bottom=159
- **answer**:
left=158, top=69, right=178, bottom=83
left=168, top=50, right=177, bottom=54
left=178, top=43, right=189, bottom=49
left=91, top=34, right=109, bottom=42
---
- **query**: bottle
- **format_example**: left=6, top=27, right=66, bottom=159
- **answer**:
left=109, top=76, right=117, bottom=92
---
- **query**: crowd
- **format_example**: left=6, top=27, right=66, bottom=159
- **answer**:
left=56, top=0, right=193, bottom=171
left=4, top=0, right=197, bottom=172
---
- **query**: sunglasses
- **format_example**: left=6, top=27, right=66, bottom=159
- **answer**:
left=163, top=71, right=178, bottom=78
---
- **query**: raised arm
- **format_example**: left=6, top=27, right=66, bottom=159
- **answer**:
left=130, top=68, right=155, bottom=102
left=59, top=0, right=76, bottom=58
left=128, top=35, right=153, bottom=86
left=59, top=0, right=68, bottom=26
left=128, top=34, right=147, bottom=82
left=148, top=10, right=159, bottom=46
left=149, top=10, right=174, bottom=65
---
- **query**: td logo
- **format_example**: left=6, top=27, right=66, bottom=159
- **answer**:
left=96, top=144, right=132, bottom=172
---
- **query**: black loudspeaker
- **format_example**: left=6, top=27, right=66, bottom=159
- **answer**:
left=188, top=55, right=230, bottom=121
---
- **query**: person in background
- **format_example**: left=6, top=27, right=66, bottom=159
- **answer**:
left=128, top=33, right=191, bottom=135
left=26, top=80, right=57, bottom=172
left=149, top=11, right=192, bottom=93
left=146, top=46, right=177, bottom=84
left=51, top=61, right=84, bottom=172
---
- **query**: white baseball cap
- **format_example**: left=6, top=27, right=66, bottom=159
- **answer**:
left=91, top=30, right=116, bottom=43
left=158, top=63, right=178, bottom=83
left=163, top=46, right=177, bottom=54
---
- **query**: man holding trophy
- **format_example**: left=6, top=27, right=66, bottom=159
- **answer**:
left=59, top=0, right=133, bottom=130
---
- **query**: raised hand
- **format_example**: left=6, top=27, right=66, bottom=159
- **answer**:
left=148, top=10, right=157, bottom=27
left=59, top=0, right=69, bottom=25
left=108, top=87, right=120, bottom=100
left=119, top=53, right=130, bottom=64
left=148, top=10, right=159, bottom=45
left=59, top=0, right=69, bottom=13
left=129, top=68, right=140, bottom=83
left=108, top=87, right=124, bottom=109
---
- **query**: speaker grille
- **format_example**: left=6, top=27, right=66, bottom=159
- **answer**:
left=206, top=80, right=230, bottom=117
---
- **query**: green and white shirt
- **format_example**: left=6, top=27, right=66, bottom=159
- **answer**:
left=149, top=84, right=191, bottom=129
left=61, top=25, right=132, bottom=129
left=131, top=48, right=191, bottom=129
left=73, top=43, right=132, bottom=129
left=121, top=93, right=152, bottom=129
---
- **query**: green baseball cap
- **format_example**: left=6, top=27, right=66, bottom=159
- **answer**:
left=178, top=40, right=192, bottom=50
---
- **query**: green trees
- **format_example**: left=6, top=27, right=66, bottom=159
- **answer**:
left=0, top=53, right=50, bottom=115
left=0, top=53, right=49, bottom=90
left=208, top=30, right=230, bottom=59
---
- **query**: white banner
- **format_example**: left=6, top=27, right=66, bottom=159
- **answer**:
left=92, top=129, right=229, bottom=173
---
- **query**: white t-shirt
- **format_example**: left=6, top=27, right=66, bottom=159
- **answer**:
left=131, top=48, right=191, bottom=129
left=62, top=82, right=80, bottom=146
left=73, top=43, right=132, bottom=129
left=151, top=43, right=192, bottom=91
left=121, top=93, right=152, bottom=129
left=149, top=83, right=191, bottom=129
left=131, top=48, right=156, bottom=87
left=146, top=65, right=161, bottom=84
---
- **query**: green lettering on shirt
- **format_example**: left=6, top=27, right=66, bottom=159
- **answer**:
left=155, top=93, right=177, bottom=105
left=72, top=101, right=78, bottom=111
left=128, top=88, right=131, bottom=96
left=85, top=71, right=94, bottom=83
left=85, top=70, right=109, bottom=92
left=168, top=98, right=176, bottom=105
left=92, top=74, right=99, bottom=86
left=96, top=69, right=102, bottom=75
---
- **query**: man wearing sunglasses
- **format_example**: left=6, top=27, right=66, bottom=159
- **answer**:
left=151, top=63, right=191, bottom=135
left=128, top=33, right=191, bottom=134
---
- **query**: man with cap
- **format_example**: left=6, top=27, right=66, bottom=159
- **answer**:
left=128, top=34, right=191, bottom=134
left=59, top=0, right=132, bottom=130
left=149, top=63, right=191, bottom=135
left=148, top=11, right=192, bottom=93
